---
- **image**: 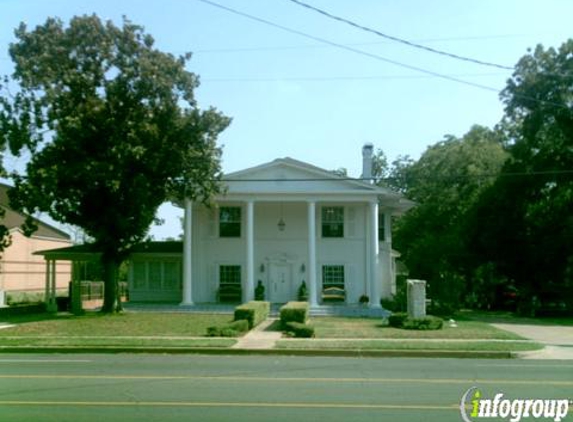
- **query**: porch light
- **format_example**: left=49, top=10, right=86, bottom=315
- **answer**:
left=278, top=218, right=286, bottom=231
left=260, top=263, right=265, bottom=273
left=300, top=263, right=305, bottom=273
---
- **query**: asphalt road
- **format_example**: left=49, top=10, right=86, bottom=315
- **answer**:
left=0, top=354, right=571, bottom=422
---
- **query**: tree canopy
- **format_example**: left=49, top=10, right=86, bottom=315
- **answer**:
left=0, top=15, right=230, bottom=312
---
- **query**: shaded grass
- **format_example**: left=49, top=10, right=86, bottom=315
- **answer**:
left=0, top=337, right=235, bottom=348
left=311, top=316, right=525, bottom=340
left=276, top=339, right=543, bottom=352
left=462, top=310, right=573, bottom=326
left=0, top=312, right=234, bottom=337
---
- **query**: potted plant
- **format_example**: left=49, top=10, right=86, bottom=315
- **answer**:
left=255, top=280, right=265, bottom=301
left=359, top=294, right=369, bottom=306
left=298, top=281, right=308, bottom=301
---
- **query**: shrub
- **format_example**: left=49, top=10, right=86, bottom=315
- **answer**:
left=254, top=281, right=265, bottom=301
left=280, top=301, right=309, bottom=327
left=285, top=321, right=315, bottom=338
left=298, top=282, right=308, bottom=301
left=359, top=294, right=369, bottom=304
left=207, top=319, right=250, bottom=337
left=234, top=301, right=270, bottom=329
left=388, top=312, right=408, bottom=328
left=402, top=316, right=443, bottom=330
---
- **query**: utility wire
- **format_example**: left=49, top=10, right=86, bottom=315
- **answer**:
left=287, top=0, right=514, bottom=70
left=194, top=0, right=501, bottom=93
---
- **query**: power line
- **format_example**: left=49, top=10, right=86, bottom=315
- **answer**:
left=287, top=0, right=514, bottom=71
left=194, top=0, right=501, bottom=93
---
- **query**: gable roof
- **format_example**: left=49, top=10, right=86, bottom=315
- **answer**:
left=0, top=183, right=71, bottom=241
left=221, top=157, right=414, bottom=212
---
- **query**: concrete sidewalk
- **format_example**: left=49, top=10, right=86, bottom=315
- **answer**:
left=492, top=323, right=573, bottom=360
left=232, top=318, right=282, bottom=349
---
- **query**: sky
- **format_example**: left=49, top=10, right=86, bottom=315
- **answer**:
left=1, top=0, right=572, bottom=240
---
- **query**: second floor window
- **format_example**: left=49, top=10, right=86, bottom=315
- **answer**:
left=322, top=206, right=344, bottom=238
left=220, top=206, right=241, bottom=237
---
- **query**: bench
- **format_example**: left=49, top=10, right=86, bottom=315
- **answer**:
left=322, top=286, right=346, bottom=303
left=217, top=284, right=242, bottom=303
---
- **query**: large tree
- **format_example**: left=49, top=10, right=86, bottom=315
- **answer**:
left=467, top=40, right=573, bottom=300
left=0, top=15, right=230, bottom=312
left=392, top=125, right=508, bottom=306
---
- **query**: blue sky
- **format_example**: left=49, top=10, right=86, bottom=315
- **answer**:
left=1, top=0, right=572, bottom=239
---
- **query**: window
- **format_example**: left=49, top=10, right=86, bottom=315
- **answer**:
left=322, top=206, right=344, bottom=238
left=219, top=265, right=241, bottom=286
left=220, top=206, right=241, bottom=237
left=131, top=260, right=181, bottom=291
left=378, top=213, right=385, bottom=241
left=322, top=265, right=345, bottom=289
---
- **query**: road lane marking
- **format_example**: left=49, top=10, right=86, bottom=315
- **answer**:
left=0, top=400, right=458, bottom=410
left=0, top=359, right=91, bottom=363
left=0, top=375, right=571, bottom=386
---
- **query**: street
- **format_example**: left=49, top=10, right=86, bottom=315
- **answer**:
left=0, top=354, right=571, bottom=422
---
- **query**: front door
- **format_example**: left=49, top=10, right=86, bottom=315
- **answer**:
left=269, top=263, right=292, bottom=303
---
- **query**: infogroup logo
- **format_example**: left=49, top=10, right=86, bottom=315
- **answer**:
left=460, top=387, right=571, bottom=422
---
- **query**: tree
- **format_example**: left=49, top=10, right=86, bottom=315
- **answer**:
left=468, top=40, right=573, bottom=300
left=392, top=125, right=508, bottom=307
left=0, top=15, right=230, bottom=312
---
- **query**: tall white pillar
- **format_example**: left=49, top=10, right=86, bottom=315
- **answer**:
left=45, top=260, right=57, bottom=313
left=244, top=200, right=255, bottom=303
left=181, top=198, right=193, bottom=306
left=307, top=201, right=318, bottom=307
left=369, top=201, right=381, bottom=308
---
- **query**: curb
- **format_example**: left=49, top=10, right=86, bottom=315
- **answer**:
left=0, top=346, right=513, bottom=359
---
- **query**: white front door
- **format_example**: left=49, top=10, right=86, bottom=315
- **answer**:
left=269, top=263, right=292, bottom=303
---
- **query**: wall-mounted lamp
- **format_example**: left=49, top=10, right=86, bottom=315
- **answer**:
left=260, top=264, right=265, bottom=273
left=277, top=218, right=286, bottom=231
left=300, top=263, right=306, bottom=273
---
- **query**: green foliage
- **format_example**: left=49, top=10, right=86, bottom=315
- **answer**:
left=234, top=301, right=270, bottom=329
left=279, top=301, right=309, bottom=327
left=388, top=312, right=408, bottom=328
left=297, top=281, right=308, bottom=301
left=388, top=312, right=443, bottom=330
left=402, top=316, right=443, bottom=331
left=392, top=125, right=508, bottom=308
left=466, top=40, right=573, bottom=297
left=285, top=321, right=315, bottom=338
left=6, top=291, right=45, bottom=306
left=0, top=15, right=230, bottom=312
left=206, top=319, right=249, bottom=337
left=254, top=280, right=265, bottom=301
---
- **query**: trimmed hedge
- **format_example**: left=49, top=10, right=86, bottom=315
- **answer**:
left=285, top=321, right=315, bottom=338
left=388, top=312, right=443, bottom=330
left=234, top=301, right=270, bottom=329
left=388, top=312, right=408, bottom=328
left=207, top=319, right=250, bottom=337
left=403, top=316, right=443, bottom=330
left=279, top=301, right=309, bottom=327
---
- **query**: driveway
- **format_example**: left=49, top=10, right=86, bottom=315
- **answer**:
left=493, top=323, right=573, bottom=359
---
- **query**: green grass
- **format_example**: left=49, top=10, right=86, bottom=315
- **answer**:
left=310, top=316, right=525, bottom=340
left=276, top=339, right=543, bottom=352
left=462, top=310, right=573, bottom=326
left=0, top=312, right=239, bottom=348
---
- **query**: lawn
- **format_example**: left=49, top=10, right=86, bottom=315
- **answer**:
left=0, top=311, right=237, bottom=346
left=276, top=339, right=543, bottom=352
left=310, top=316, right=525, bottom=340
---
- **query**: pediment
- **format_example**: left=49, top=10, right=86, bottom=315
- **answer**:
left=223, top=158, right=378, bottom=194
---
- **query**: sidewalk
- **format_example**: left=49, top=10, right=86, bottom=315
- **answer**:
left=233, top=318, right=282, bottom=349
left=492, top=323, right=573, bottom=360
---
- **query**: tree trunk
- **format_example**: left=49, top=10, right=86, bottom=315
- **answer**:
left=101, top=255, right=122, bottom=313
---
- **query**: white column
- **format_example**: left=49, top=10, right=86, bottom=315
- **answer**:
left=45, top=260, right=57, bottom=312
left=307, top=201, right=318, bottom=307
left=181, top=198, right=193, bottom=306
left=244, top=200, right=255, bottom=303
left=369, top=201, right=381, bottom=308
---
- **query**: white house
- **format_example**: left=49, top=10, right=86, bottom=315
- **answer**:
left=129, top=144, right=413, bottom=308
